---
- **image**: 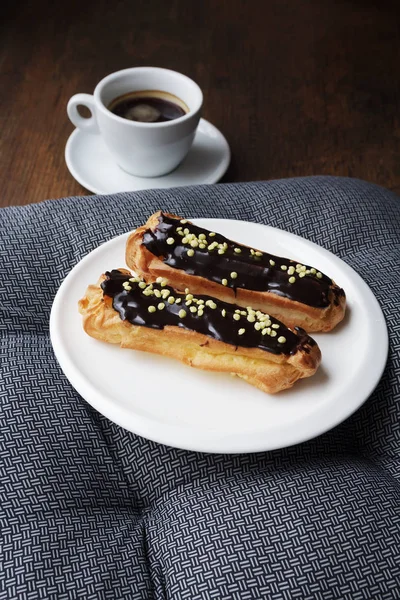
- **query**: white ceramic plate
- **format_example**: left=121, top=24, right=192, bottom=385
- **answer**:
left=50, top=219, right=388, bottom=453
left=65, top=119, right=230, bottom=194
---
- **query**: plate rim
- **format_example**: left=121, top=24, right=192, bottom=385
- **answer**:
left=65, top=118, right=231, bottom=195
left=50, top=218, right=389, bottom=453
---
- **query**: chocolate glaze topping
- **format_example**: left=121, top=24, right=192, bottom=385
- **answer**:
left=101, top=270, right=317, bottom=356
left=142, top=213, right=345, bottom=308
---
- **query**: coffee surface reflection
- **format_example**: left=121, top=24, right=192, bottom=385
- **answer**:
left=108, top=90, right=189, bottom=123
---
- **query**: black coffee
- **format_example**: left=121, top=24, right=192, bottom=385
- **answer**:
left=108, top=90, right=188, bottom=123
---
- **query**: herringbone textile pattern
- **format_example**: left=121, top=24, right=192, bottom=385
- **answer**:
left=0, top=177, right=399, bottom=599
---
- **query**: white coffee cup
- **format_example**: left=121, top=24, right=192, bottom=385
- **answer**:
left=67, top=67, right=203, bottom=177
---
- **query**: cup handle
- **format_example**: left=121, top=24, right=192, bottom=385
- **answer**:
left=67, top=93, right=100, bottom=134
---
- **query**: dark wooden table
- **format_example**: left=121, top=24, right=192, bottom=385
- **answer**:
left=1, top=0, right=400, bottom=207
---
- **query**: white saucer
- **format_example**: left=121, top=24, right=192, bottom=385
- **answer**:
left=65, top=119, right=231, bottom=194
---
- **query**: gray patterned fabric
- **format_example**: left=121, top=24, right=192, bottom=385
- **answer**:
left=0, top=176, right=399, bottom=600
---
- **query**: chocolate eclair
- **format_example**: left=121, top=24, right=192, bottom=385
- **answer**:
left=78, top=269, right=321, bottom=394
left=125, top=211, right=346, bottom=332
